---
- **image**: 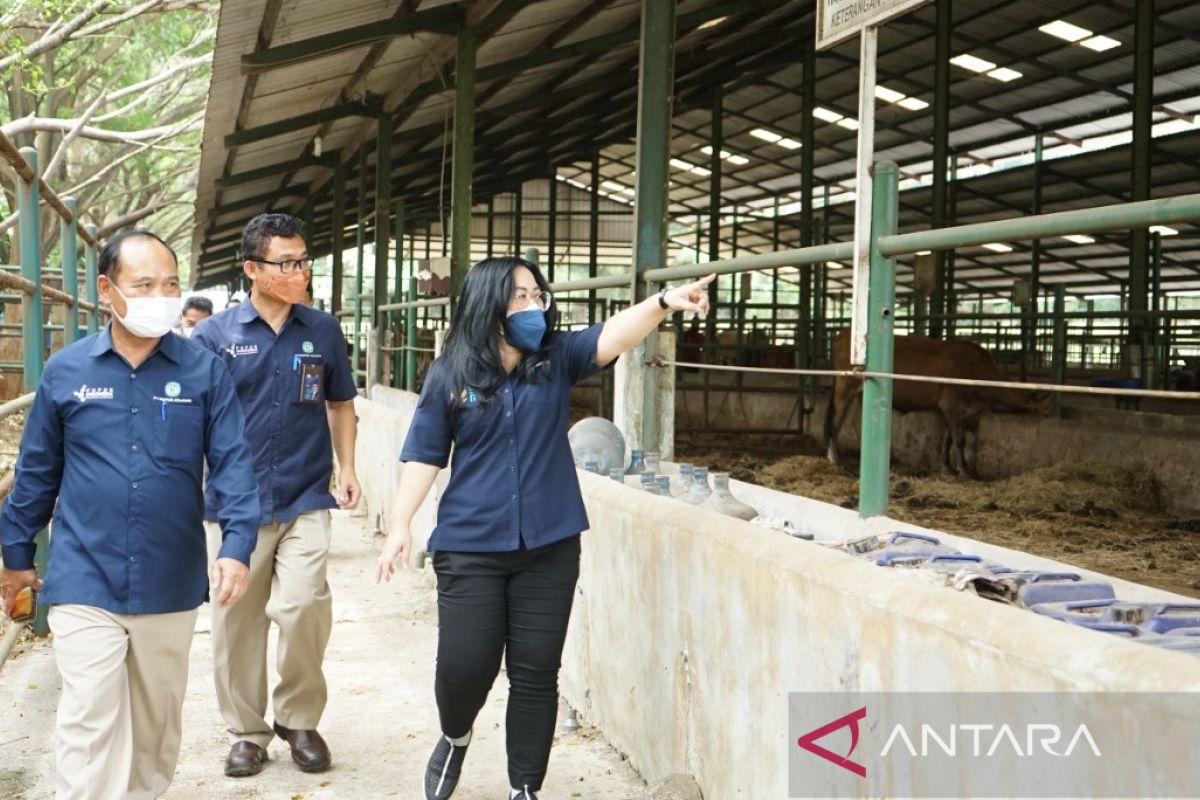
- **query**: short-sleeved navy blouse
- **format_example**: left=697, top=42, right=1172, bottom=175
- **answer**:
left=400, top=322, right=609, bottom=552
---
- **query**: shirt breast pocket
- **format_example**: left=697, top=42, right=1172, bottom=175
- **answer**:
left=157, top=404, right=205, bottom=468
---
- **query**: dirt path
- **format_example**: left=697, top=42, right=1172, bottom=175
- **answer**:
left=0, top=512, right=649, bottom=799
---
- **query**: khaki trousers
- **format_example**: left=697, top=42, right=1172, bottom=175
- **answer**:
left=48, top=604, right=198, bottom=800
left=206, top=510, right=333, bottom=747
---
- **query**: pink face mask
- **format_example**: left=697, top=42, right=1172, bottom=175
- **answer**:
left=258, top=269, right=310, bottom=306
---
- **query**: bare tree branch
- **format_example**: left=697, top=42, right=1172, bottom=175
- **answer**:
left=99, top=52, right=211, bottom=107
left=1, top=114, right=201, bottom=144
left=76, top=0, right=167, bottom=40
left=42, top=90, right=107, bottom=181
left=0, top=0, right=109, bottom=73
left=98, top=188, right=192, bottom=237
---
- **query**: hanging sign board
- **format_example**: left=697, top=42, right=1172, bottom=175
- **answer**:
left=816, top=0, right=932, bottom=51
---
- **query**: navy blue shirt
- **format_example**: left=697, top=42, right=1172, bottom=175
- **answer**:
left=192, top=301, right=358, bottom=525
left=401, top=323, right=610, bottom=552
left=0, top=328, right=261, bottom=615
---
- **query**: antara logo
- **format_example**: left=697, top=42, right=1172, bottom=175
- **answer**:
left=796, top=707, right=1102, bottom=779
left=225, top=343, right=259, bottom=359
left=797, top=707, right=868, bottom=778
left=73, top=384, right=115, bottom=403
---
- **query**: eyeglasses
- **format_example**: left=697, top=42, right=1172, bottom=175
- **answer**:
left=250, top=257, right=314, bottom=274
left=510, top=289, right=552, bottom=312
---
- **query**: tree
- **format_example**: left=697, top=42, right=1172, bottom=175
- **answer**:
left=0, top=0, right=217, bottom=283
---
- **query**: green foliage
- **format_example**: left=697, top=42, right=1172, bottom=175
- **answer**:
left=1, top=0, right=216, bottom=276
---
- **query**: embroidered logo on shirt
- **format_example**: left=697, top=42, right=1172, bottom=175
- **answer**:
left=225, top=344, right=259, bottom=359
left=73, top=384, right=115, bottom=403
left=302, top=341, right=314, bottom=354
left=164, top=381, right=182, bottom=398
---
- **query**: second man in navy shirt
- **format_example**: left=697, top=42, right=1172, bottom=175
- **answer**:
left=192, top=213, right=359, bottom=778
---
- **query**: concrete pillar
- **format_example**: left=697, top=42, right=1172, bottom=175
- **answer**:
left=614, top=331, right=675, bottom=460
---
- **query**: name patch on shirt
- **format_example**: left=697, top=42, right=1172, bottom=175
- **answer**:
left=72, top=384, right=114, bottom=403
left=224, top=344, right=260, bottom=359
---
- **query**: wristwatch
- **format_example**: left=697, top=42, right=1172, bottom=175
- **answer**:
left=657, top=286, right=670, bottom=311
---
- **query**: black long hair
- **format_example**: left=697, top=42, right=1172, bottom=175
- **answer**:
left=438, top=256, right=556, bottom=416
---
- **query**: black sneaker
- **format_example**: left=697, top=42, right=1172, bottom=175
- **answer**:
left=509, top=787, right=539, bottom=800
left=424, top=732, right=471, bottom=800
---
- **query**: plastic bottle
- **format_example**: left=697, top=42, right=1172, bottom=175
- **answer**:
left=644, top=451, right=661, bottom=475
left=608, top=468, right=625, bottom=482
left=673, top=464, right=694, bottom=498
left=703, top=472, right=758, bottom=521
left=656, top=475, right=671, bottom=496
left=625, top=449, right=646, bottom=476
left=683, top=466, right=712, bottom=504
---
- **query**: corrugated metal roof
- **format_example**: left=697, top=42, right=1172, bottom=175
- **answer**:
left=192, top=0, right=1200, bottom=297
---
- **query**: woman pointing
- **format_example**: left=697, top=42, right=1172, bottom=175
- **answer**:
left=377, top=256, right=713, bottom=800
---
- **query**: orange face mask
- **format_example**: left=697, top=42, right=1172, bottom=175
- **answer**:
left=259, top=269, right=310, bottom=306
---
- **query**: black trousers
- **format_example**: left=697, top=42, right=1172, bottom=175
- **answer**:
left=432, top=535, right=581, bottom=791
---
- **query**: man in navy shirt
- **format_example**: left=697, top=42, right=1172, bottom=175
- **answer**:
left=0, top=230, right=260, bottom=799
left=192, top=213, right=359, bottom=777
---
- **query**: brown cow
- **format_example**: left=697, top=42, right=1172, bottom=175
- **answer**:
left=823, top=330, right=1048, bottom=476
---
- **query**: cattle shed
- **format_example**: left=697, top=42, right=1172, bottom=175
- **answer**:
left=190, top=0, right=1200, bottom=508
left=203, top=1, right=1200, bottom=796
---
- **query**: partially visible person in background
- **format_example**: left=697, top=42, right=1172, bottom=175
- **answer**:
left=179, top=296, right=214, bottom=338
left=226, top=290, right=248, bottom=310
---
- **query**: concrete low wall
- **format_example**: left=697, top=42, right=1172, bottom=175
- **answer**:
left=354, top=389, right=1200, bottom=798
left=562, top=479, right=1200, bottom=798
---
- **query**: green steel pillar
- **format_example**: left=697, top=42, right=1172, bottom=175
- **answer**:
left=547, top=175, right=557, bottom=282
left=799, top=35, right=815, bottom=369
left=1025, top=132, right=1044, bottom=381
left=857, top=162, right=900, bottom=519
left=1051, top=285, right=1067, bottom=417
left=303, top=198, right=315, bottom=248
left=706, top=85, right=723, bottom=349
left=513, top=183, right=523, bottom=254
left=331, top=160, right=345, bottom=315
left=450, top=24, right=476, bottom=309
left=945, top=156, right=958, bottom=336
left=485, top=197, right=495, bottom=258
left=392, top=199, right=405, bottom=388
left=929, top=0, right=951, bottom=339
left=405, top=276, right=417, bottom=392
left=84, top=224, right=98, bottom=334
left=914, top=290, right=928, bottom=337
left=1152, top=230, right=1163, bottom=387
left=353, top=149, right=367, bottom=384
left=1129, top=0, right=1154, bottom=351
left=61, top=197, right=79, bottom=345
left=17, top=147, right=47, bottom=636
left=372, top=121, right=392, bottom=389
left=588, top=151, right=600, bottom=325
left=17, top=147, right=43, bottom=389
left=629, top=0, right=675, bottom=451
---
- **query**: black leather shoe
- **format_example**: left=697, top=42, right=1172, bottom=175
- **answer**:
left=273, top=721, right=332, bottom=772
left=224, top=740, right=268, bottom=777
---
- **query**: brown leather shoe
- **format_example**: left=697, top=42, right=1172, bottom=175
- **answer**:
left=273, top=721, right=332, bottom=772
left=225, top=740, right=268, bottom=777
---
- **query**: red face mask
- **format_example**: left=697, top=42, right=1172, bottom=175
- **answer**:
left=258, top=269, right=310, bottom=306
